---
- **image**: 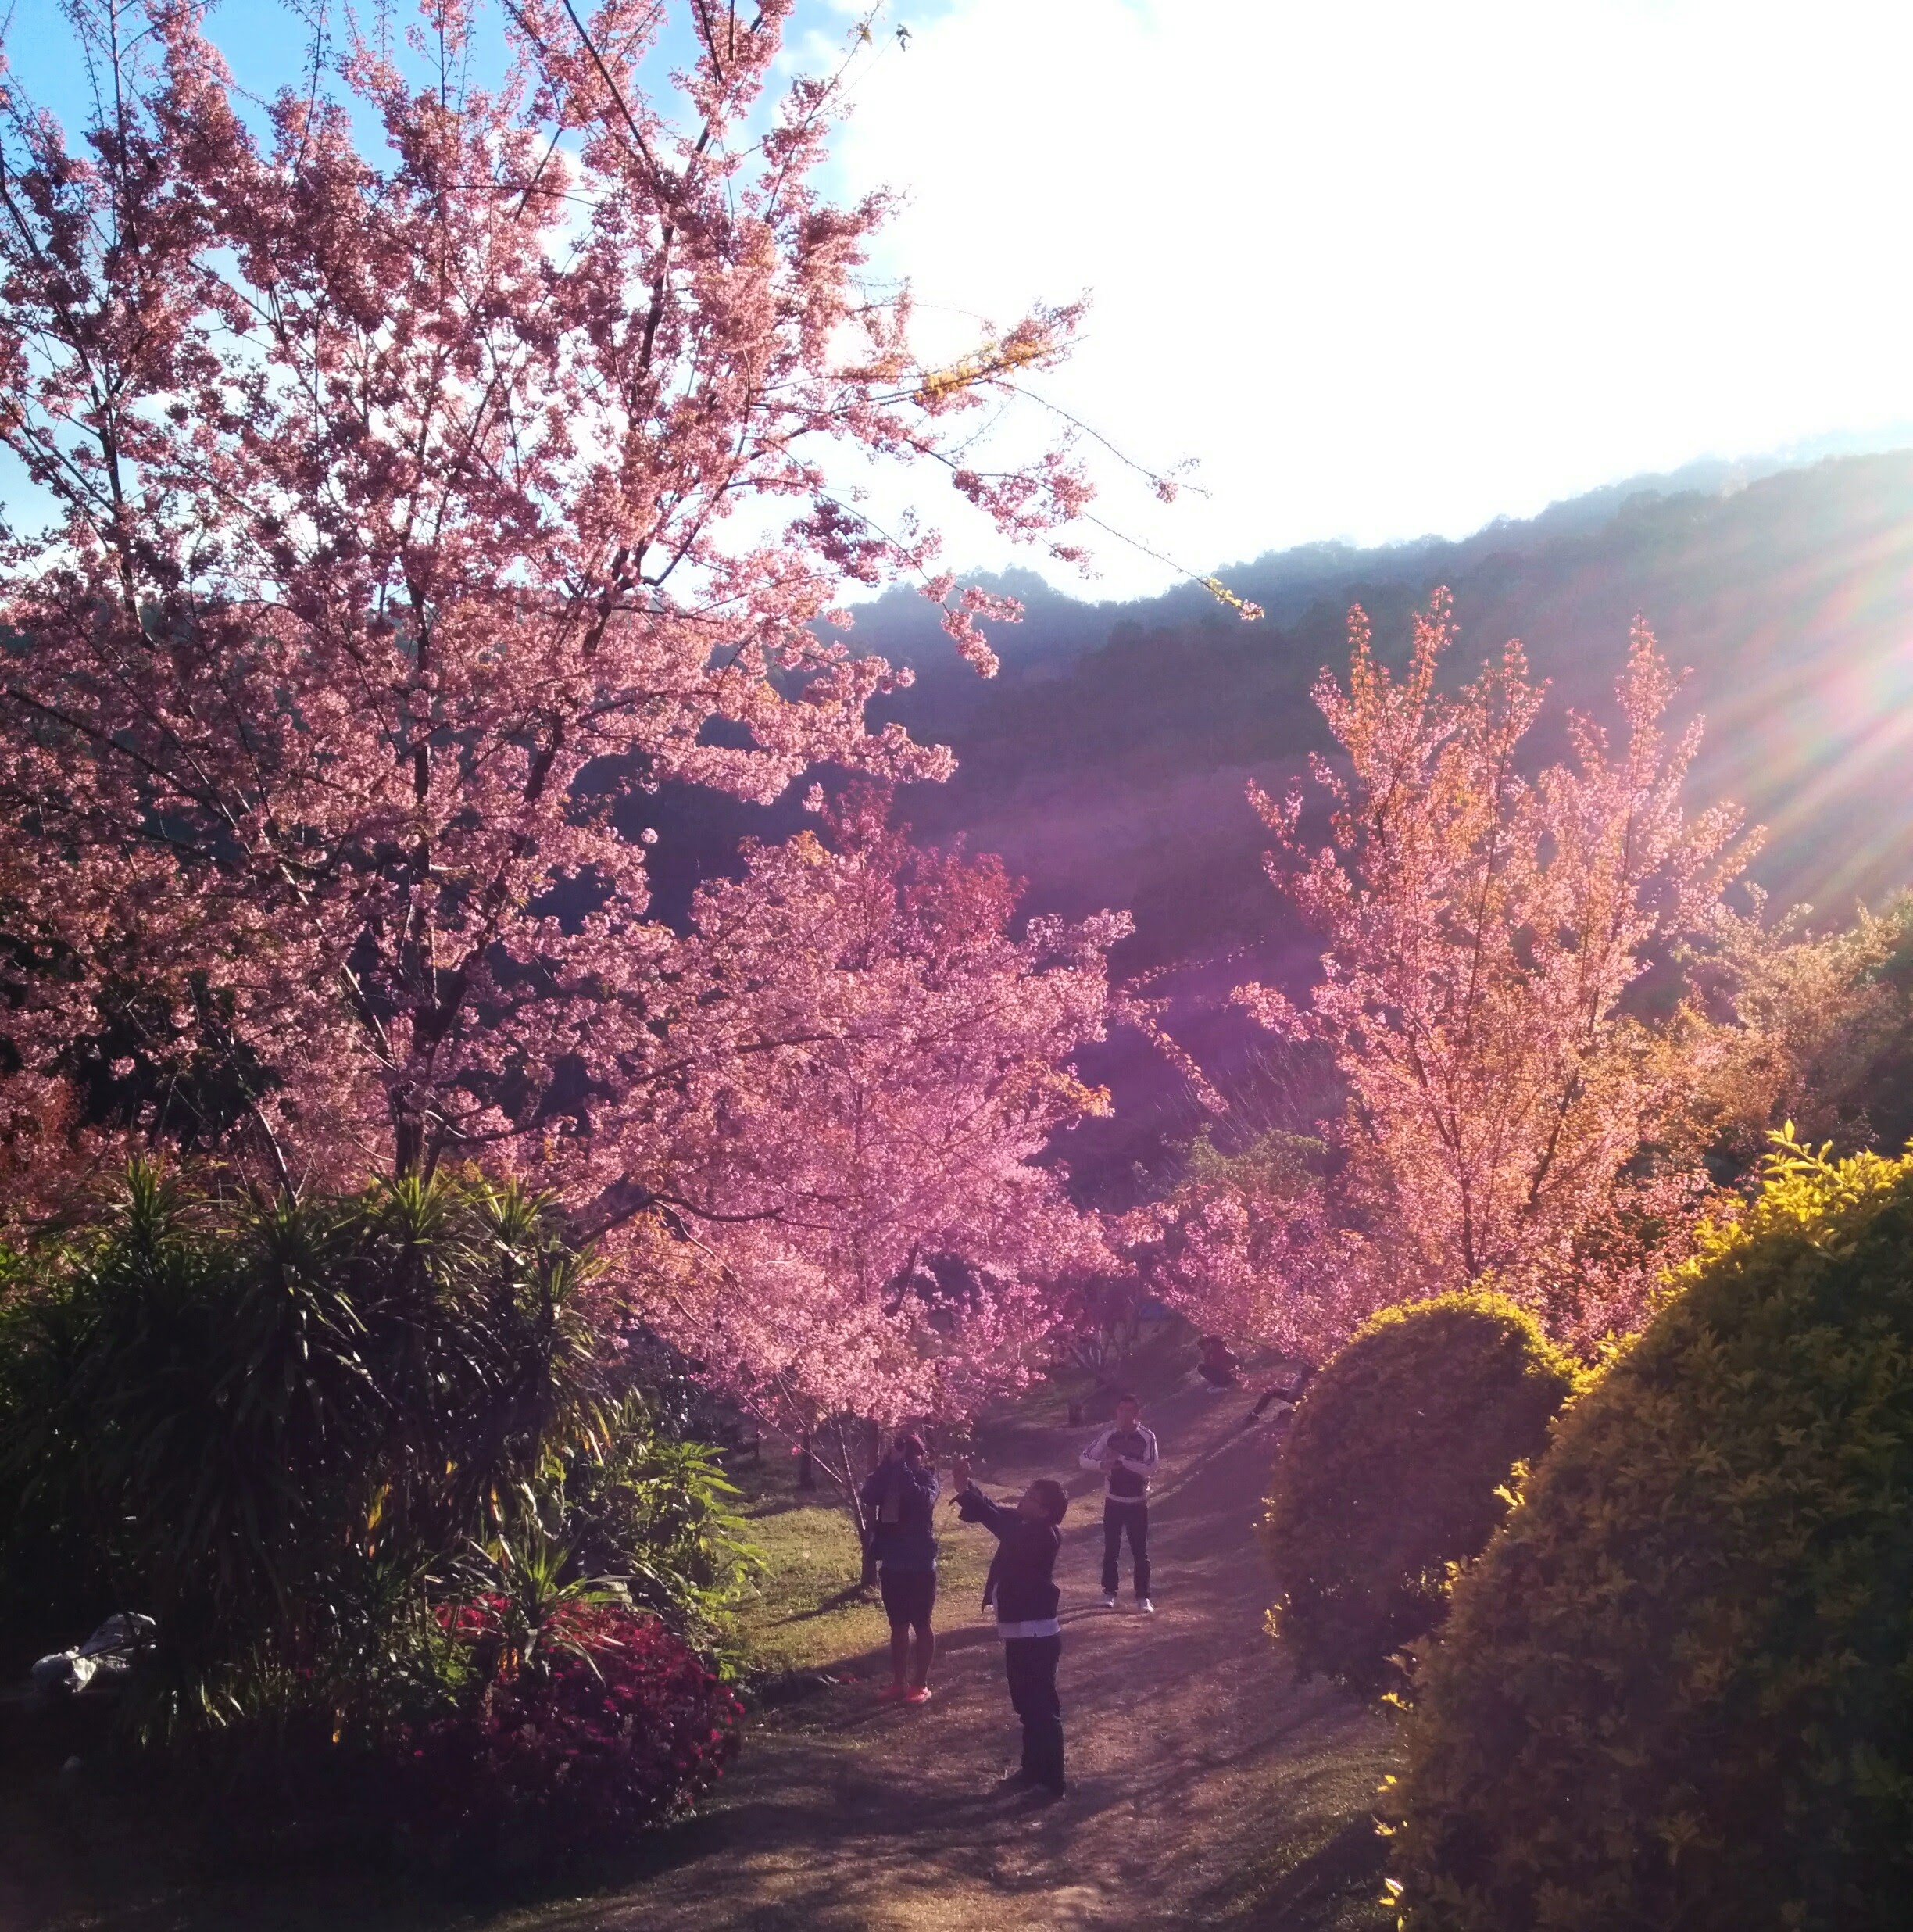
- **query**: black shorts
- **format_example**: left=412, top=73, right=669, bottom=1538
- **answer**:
left=879, top=1565, right=937, bottom=1627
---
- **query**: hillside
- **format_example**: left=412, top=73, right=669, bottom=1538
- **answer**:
left=628, top=448, right=1913, bottom=1199
left=846, top=447, right=1913, bottom=974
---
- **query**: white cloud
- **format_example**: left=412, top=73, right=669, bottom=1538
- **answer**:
left=816, top=0, right=1913, bottom=596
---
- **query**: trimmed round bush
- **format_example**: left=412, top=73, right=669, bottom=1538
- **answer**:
left=398, top=1597, right=742, bottom=1869
left=1392, top=1144, right=1913, bottom=1931
left=1262, top=1292, right=1581, bottom=1700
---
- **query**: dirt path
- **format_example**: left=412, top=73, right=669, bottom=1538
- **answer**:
left=523, top=1382, right=1396, bottom=1932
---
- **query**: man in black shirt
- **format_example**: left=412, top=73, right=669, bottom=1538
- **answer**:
left=949, top=1458, right=1070, bottom=1798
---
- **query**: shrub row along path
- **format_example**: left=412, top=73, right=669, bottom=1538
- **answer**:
left=548, top=1381, right=1396, bottom=1932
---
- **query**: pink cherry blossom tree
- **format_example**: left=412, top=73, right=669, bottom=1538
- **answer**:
left=596, top=791, right=1123, bottom=1538
left=1118, top=1123, right=1375, bottom=1363
left=0, top=0, right=1096, bottom=1205
left=1138, top=593, right=1754, bottom=1354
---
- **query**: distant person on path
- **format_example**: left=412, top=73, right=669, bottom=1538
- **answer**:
left=1197, top=1334, right=1243, bottom=1392
left=949, top=1458, right=1070, bottom=1798
left=1079, top=1392, right=1159, bottom=1612
left=1243, top=1359, right=1314, bottom=1433
left=859, top=1432, right=939, bottom=1704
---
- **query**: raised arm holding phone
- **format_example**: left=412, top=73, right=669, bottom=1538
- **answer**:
left=946, top=1456, right=1071, bottom=1798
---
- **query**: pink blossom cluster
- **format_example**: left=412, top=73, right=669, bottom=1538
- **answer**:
left=0, top=4, right=1115, bottom=1432
left=597, top=796, right=1124, bottom=1430
left=1123, top=1166, right=1378, bottom=1361
left=1137, top=595, right=1750, bottom=1356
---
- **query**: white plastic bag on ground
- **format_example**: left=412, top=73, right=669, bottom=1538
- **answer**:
left=28, top=1612, right=156, bottom=1704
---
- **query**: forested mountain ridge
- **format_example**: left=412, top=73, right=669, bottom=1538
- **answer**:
left=845, top=447, right=1913, bottom=974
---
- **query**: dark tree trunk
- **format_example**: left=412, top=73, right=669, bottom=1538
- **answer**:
left=859, top=1417, right=883, bottom=1587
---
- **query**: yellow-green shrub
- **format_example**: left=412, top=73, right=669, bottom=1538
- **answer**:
left=1391, top=1140, right=1913, bottom=1931
left=1261, top=1292, right=1580, bottom=1701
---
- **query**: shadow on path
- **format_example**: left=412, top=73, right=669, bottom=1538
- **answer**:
left=0, top=1379, right=1395, bottom=1932
left=538, top=1379, right=1397, bottom=1932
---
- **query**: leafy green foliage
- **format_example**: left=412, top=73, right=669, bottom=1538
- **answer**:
left=542, top=1396, right=760, bottom=1666
left=1182, top=1124, right=1325, bottom=1198
left=1390, top=1138, right=1913, bottom=1930
left=1262, top=1293, right=1581, bottom=1701
left=0, top=1165, right=753, bottom=1738
left=1701, top=889, right=1913, bottom=1182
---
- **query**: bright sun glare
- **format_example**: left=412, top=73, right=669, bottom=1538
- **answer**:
left=813, top=0, right=1913, bottom=594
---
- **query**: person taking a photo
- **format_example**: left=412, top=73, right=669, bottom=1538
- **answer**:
left=949, top=1458, right=1071, bottom=1799
left=859, top=1431, right=939, bottom=1704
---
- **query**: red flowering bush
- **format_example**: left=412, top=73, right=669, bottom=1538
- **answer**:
left=399, top=1596, right=742, bottom=1869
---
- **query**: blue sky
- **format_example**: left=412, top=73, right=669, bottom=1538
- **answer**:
left=8, top=1, right=1913, bottom=598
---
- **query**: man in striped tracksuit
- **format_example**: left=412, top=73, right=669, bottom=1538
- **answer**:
left=1080, top=1392, right=1159, bottom=1613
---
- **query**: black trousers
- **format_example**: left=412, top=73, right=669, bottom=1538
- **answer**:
left=1003, top=1634, right=1064, bottom=1791
left=1102, top=1499, right=1150, bottom=1597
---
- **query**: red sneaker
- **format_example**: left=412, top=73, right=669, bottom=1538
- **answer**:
left=902, top=1685, right=933, bottom=1705
left=877, top=1683, right=909, bottom=1703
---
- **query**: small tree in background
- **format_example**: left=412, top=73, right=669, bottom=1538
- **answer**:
left=1697, top=891, right=1913, bottom=1176
left=1121, top=1124, right=1375, bottom=1361
left=1220, top=592, right=1753, bottom=1348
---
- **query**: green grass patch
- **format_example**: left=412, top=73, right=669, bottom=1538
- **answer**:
left=725, top=1446, right=989, bottom=1678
